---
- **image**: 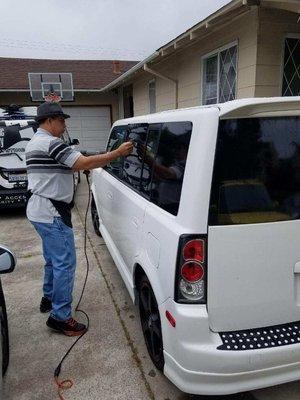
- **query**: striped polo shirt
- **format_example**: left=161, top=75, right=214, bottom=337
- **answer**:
left=25, top=128, right=81, bottom=223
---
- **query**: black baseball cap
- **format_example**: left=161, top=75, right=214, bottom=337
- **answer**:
left=35, top=102, right=70, bottom=122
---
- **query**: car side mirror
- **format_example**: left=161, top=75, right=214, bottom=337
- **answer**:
left=0, top=245, right=16, bottom=274
left=71, top=138, right=80, bottom=146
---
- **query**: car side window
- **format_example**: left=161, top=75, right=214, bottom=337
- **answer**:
left=105, top=125, right=128, bottom=178
left=149, top=121, right=192, bottom=216
left=122, top=124, right=148, bottom=191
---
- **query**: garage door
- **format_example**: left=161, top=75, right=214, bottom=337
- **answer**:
left=64, top=106, right=111, bottom=153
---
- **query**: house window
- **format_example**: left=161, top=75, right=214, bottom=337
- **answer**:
left=149, top=80, right=156, bottom=113
left=202, top=43, right=238, bottom=105
left=282, top=37, right=300, bottom=97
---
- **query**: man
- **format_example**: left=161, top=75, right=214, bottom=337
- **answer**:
left=25, top=102, right=133, bottom=336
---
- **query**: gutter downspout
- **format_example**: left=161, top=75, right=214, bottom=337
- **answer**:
left=143, top=64, right=178, bottom=109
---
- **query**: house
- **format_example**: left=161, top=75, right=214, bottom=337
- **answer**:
left=102, top=0, right=300, bottom=118
left=0, top=58, right=137, bottom=152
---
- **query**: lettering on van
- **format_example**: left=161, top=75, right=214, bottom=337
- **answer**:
left=3, top=147, right=26, bottom=153
left=0, top=194, right=28, bottom=205
left=0, top=127, right=4, bottom=148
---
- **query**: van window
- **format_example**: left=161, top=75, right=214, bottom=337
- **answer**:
left=105, top=125, right=128, bottom=178
left=122, top=124, right=148, bottom=191
left=0, top=122, right=36, bottom=152
left=149, top=121, right=192, bottom=216
left=209, top=117, right=300, bottom=225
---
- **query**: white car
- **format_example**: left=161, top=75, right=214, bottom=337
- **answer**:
left=91, top=97, right=300, bottom=395
left=0, top=245, right=16, bottom=377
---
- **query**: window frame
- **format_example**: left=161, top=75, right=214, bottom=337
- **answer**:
left=104, top=125, right=129, bottom=179
left=103, top=121, right=193, bottom=216
left=281, top=34, right=300, bottom=97
left=201, top=41, right=238, bottom=105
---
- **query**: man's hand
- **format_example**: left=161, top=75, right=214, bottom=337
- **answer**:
left=117, top=141, right=134, bottom=157
left=73, top=140, right=134, bottom=171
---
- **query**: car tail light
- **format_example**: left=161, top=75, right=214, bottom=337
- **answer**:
left=183, top=239, right=204, bottom=262
left=175, top=235, right=207, bottom=303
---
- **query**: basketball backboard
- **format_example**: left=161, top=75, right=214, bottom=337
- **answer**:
left=28, top=73, right=74, bottom=101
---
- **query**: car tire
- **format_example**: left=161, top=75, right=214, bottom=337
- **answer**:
left=138, top=275, right=164, bottom=371
left=91, top=197, right=101, bottom=237
left=0, top=280, right=9, bottom=376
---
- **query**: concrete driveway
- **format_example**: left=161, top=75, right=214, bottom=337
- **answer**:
left=0, top=179, right=300, bottom=400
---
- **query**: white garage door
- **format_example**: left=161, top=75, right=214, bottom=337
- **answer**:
left=64, top=106, right=111, bottom=153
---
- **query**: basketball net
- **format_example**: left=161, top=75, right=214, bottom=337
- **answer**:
left=44, top=92, right=62, bottom=103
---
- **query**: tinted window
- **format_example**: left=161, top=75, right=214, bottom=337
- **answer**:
left=149, top=121, right=192, bottom=215
left=122, top=124, right=148, bottom=191
left=209, top=117, right=300, bottom=225
left=105, top=125, right=128, bottom=178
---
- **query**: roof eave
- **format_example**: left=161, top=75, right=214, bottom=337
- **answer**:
left=101, top=0, right=247, bottom=91
left=101, top=51, right=160, bottom=92
left=101, top=0, right=300, bottom=92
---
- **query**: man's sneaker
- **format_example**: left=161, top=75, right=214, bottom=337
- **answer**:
left=46, top=316, right=87, bottom=337
left=40, top=297, right=52, bottom=313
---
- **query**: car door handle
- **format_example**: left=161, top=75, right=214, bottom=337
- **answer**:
left=106, top=191, right=113, bottom=200
left=294, top=262, right=300, bottom=273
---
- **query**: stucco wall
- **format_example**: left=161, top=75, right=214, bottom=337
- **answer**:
left=255, top=8, right=300, bottom=97
left=131, top=7, right=259, bottom=116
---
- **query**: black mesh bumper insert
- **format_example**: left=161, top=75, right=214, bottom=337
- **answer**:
left=217, top=321, right=300, bottom=351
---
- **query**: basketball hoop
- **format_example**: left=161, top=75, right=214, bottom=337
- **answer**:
left=28, top=73, right=74, bottom=102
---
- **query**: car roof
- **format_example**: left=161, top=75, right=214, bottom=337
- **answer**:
left=114, top=97, right=300, bottom=126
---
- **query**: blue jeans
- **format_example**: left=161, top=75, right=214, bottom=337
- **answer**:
left=31, top=217, right=76, bottom=321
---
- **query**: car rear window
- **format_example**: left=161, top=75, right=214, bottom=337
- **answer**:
left=209, top=116, right=300, bottom=225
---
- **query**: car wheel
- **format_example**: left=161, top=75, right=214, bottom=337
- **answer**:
left=91, top=197, right=101, bottom=237
left=0, top=280, right=9, bottom=376
left=138, top=275, right=164, bottom=371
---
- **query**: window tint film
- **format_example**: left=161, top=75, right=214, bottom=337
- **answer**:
left=105, top=125, right=128, bottom=178
left=209, top=117, right=300, bottom=225
left=140, top=123, right=161, bottom=197
left=122, top=124, right=148, bottom=191
left=150, top=121, right=192, bottom=216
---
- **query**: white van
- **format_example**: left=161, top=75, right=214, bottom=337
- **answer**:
left=0, top=105, right=80, bottom=208
left=91, top=97, right=300, bottom=395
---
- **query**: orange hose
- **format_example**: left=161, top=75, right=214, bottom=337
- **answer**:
left=54, top=376, right=74, bottom=400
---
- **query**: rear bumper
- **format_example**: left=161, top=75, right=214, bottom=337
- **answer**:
left=0, top=188, right=29, bottom=208
left=164, top=351, right=300, bottom=395
left=160, top=298, right=300, bottom=395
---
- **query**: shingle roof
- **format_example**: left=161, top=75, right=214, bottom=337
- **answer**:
left=0, top=58, right=138, bottom=90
